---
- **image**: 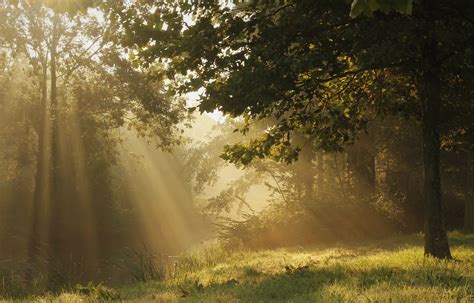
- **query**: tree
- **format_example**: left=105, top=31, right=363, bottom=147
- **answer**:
left=0, top=0, right=187, bottom=284
left=116, top=0, right=474, bottom=257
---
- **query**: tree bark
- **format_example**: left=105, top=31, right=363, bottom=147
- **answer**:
left=420, top=0, right=451, bottom=259
left=464, top=153, right=474, bottom=233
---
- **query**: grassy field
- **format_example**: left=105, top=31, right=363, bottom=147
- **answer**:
left=4, top=232, right=474, bottom=302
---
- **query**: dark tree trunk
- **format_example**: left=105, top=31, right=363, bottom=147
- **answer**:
left=464, top=153, right=474, bottom=233
left=48, top=14, right=63, bottom=284
left=347, top=139, right=376, bottom=193
left=420, top=0, right=451, bottom=259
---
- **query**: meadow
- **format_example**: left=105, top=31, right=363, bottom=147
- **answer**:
left=4, top=232, right=471, bottom=302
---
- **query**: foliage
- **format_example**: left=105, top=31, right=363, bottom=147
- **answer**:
left=349, top=0, right=413, bottom=18
left=116, top=0, right=473, bottom=258
left=114, top=1, right=404, bottom=162
left=75, top=282, right=120, bottom=301
left=183, top=117, right=420, bottom=243
left=0, top=0, right=190, bottom=286
left=0, top=55, right=37, bottom=182
left=215, top=193, right=405, bottom=249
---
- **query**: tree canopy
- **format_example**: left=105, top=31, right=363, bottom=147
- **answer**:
left=116, top=0, right=472, bottom=162
left=115, top=0, right=474, bottom=258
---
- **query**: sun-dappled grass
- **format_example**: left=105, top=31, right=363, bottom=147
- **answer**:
left=1, top=232, right=473, bottom=302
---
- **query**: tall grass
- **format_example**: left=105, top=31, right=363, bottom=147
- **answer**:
left=1, top=233, right=473, bottom=302
left=118, top=232, right=474, bottom=302
left=118, top=247, right=166, bottom=282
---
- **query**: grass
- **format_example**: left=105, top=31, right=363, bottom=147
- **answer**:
left=2, top=232, right=473, bottom=302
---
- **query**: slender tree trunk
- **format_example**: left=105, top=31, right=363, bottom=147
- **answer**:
left=420, top=0, right=451, bottom=259
left=299, top=146, right=315, bottom=202
left=48, top=14, right=62, bottom=280
left=347, top=140, right=376, bottom=193
left=464, top=153, right=474, bottom=233
left=28, top=60, right=49, bottom=278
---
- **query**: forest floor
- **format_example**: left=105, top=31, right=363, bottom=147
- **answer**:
left=7, top=232, right=474, bottom=302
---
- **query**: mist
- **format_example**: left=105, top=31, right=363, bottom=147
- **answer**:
left=0, top=0, right=472, bottom=301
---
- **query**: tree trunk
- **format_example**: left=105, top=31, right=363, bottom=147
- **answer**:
left=347, top=139, right=376, bottom=193
left=48, top=14, right=62, bottom=283
left=28, top=60, right=49, bottom=277
left=420, top=0, right=451, bottom=259
left=300, top=146, right=315, bottom=202
left=464, top=153, right=474, bottom=233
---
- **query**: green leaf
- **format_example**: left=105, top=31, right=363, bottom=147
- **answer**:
left=367, top=0, right=380, bottom=12
left=350, top=0, right=367, bottom=18
left=344, top=108, right=351, bottom=118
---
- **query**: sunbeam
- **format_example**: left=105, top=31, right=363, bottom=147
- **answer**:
left=0, top=0, right=472, bottom=300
